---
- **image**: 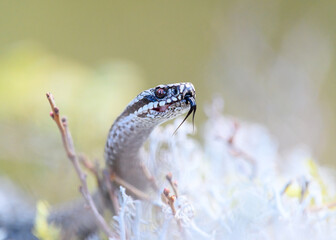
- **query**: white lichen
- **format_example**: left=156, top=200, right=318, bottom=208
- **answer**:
left=112, top=99, right=336, bottom=239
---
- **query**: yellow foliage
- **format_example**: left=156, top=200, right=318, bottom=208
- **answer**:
left=33, top=200, right=60, bottom=240
left=284, top=181, right=303, bottom=199
left=306, top=159, right=328, bottom=201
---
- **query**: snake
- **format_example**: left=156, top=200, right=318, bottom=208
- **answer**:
left=1, top=83, right=196, bottom=240
left=104, top=82, right=196, bottom=191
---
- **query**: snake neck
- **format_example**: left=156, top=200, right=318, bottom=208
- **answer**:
left=104, top=83, right=196, bottom=191
left=104, top=113, right=157, bottom=189
left=105, top=113, right=157, bottom=164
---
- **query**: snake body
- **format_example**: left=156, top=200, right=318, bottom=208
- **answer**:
left=104, top=82, right=196, bottom=191
left=0, top=83, right=196, bottom=240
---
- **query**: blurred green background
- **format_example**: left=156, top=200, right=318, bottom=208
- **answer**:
left=0, top=1, right=335, bottom=203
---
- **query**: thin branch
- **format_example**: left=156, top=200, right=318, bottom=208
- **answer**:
left=225, top=121, right=257, bottom=177
left=308, top=201, right=336, bottom=212
left=78, top=154, right=100, bottom=182
left=46, top=92, right=114, bottom=238
left=103, top=170, right=120, bottom=214
left=166, top=172, right=179, bottom=198
left=162, top=188, right=182, bottom=230
left=140, top=162, right=159, bottom=191
left=163, top=188, right=176, bottom=216
left=110, top=172, right=151, bottom=201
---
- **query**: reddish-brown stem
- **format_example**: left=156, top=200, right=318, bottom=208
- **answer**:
left=140, top=162, right=159, bottom=191
left=308, top=201, right=336, bottom=212
left=78, top=154, right=100, bottom=180
left=162, top=188, right=183, bottom=230
left=166, top=172, right=179, bottom=198
left=46, top=92, right=114, bottom=238
left=225, top=121, right=257, bottom=177
left=163, top=188, right=176, bottom=216
left=102, top=170, right=119, bottom=214
left=110, top=173, right=151, bottom=201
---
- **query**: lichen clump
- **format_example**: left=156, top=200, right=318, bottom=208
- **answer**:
left=112, top=100, right=336, bottom=240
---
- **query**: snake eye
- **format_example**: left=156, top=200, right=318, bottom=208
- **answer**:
left=171, top=86, right=179, bottom=96
left=155, top=87, right=167, bottom=99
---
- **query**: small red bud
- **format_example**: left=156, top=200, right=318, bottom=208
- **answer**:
left=49, top=112, right=54, bottom=119
left=166, top=172, right=173, bottom=181
left=54, top=107, right=59, bottom=114
left=163, top=188, right=170, bottom=196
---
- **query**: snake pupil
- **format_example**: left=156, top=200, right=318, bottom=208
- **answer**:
left=155, top=87, right=167, bottom=99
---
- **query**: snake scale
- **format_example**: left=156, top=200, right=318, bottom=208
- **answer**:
left=105, top=82, right=196, bottom=191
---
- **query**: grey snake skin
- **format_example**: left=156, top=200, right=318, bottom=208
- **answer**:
left=104, top=82, right=196, bottom=191
left=0, top=83, right=196, bottom=240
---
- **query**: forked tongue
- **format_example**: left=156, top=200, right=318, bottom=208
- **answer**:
left=173, top=96, right=196, bottom=135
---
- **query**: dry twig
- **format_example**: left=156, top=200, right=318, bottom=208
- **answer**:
left=308, top=201, right=336, bottom=212
left=109, top=172, right=151, bottom=201
left=226, top=121, right=257, bottom=177
left=78, top=154, right=100, bottom=179
left=46, top=92, right=114, bottom=238
left=163, top=188, right=176, bottom=215
left=166, top=172, right=179, bottom=198
left=102, top=170, right=120, bottom=214
left=161, top=187, right=183, bottom=231
left=140, top=162, right=159, bottom=191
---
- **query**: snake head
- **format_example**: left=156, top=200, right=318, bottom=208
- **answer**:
left=126, top=82, right=196, bottom=131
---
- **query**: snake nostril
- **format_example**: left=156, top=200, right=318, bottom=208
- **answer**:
left=183, top=89, right=194, bottom=99
left=171, top=86, right=179, bottom=96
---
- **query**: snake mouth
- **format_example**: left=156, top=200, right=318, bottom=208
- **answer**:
left=152, top=103, right=172, bottom=112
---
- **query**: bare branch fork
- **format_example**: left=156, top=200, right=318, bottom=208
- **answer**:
left=162, top=173, right=182, bottom=229
left=46, top=92, right=114, bottom=238
left=227, top=121, right=257, bottom=178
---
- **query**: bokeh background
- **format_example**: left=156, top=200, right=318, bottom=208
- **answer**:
left=0, top=1, right=335, bottom=204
